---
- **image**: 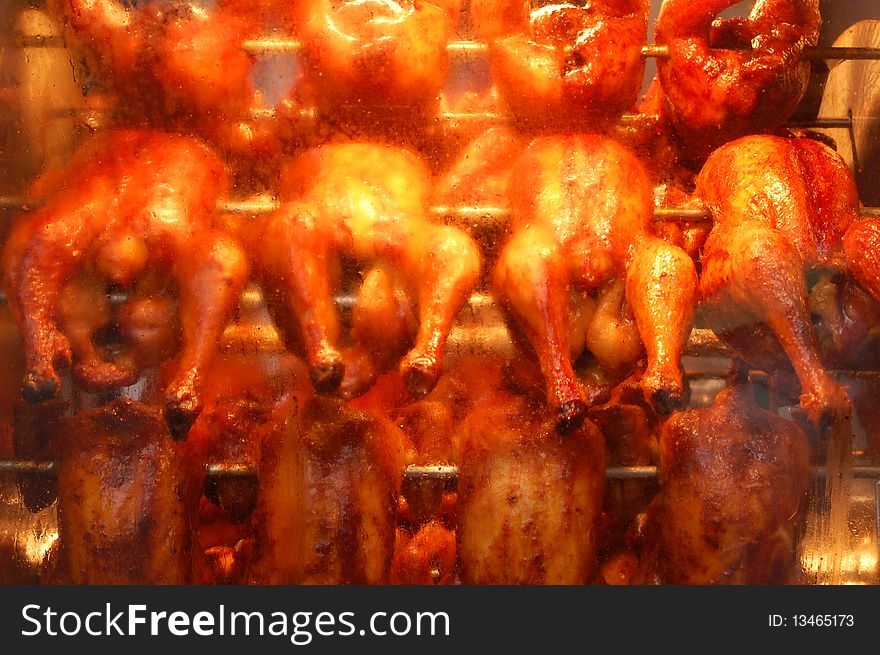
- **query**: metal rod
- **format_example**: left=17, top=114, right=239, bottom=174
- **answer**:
left=238, top=38, right=880, bottom=62
left=205, top=463, right=257, bottom=478
left=0, top=460, right=56, bottom=475
left=644, top=44, right=880, bottom=61
left=11, top=33, right=880, bottom=62
left=40, top=101, right=862, bottom=135
left=809, top=46, right=880, bottom=61
left=4, top=461, right=878, bottom=483
left=788, top=117, right=853, bottom=129
left=5, top=195, right=878, bottom=224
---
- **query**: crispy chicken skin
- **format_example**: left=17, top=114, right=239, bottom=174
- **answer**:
left=471, top=0, right=648, bottom=130
left=456, top=393, right=605, bottom=584
left=696, top=133, right=880, bottom=426
left=52, top=398, right=201, bottom=584
left=647, top=380, right=810, bottom=585
left=654, top=0, right=821, bottom=162
left=249, top=397, right=406, bottom=585
left=293, top=0, right=458, bottom=125
left=1, top=130, right=248, bottom=439
left=249, top=141, right=481, bottom=401
left=493, top=134, right=698, bottom=433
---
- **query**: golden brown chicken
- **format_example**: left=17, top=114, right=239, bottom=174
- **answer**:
left=456, top=392, right=605, bottom=584
left=249, top=141, right=481, bottom=401
left=51, top=397, right=201, bottom=584
left=493, top=134, right=698, bottom=433
left=1, top=129, right=248, bottom=439
left=696, top=133, right=880, bottom=427
left=249, top=396, right=407, bottom=585
left=654, top=0, right=821, bottom=163
left=46, top=0, right=279, bottom=166
left=293, top=0, right=458, bottom=130
left=471, top=0, right=648, bottom=131
left=643, top=375, right=811, bottom=585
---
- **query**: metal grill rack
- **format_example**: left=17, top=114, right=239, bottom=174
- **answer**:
left=2, top=7, right=880, bottom=584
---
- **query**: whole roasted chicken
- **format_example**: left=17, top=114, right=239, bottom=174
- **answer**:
left=52, top=397, right=202, bottom=584
left=1, top=129, right=248, bottom=439
left=697, top=133, right=880, bottom=426
left=293, top=0, right=459, bottom=128
left=471, top=0, right=648, bottom=131
left=654, top=0, right=821, bottom=163
left=249, top=141, right=481, bottom=401
left=46, top=0, right=278, bottom=164
left=249, top=396, right=407, bottom=585
left=456, top=392, right=605, bottom=584
left=643, top=374, right=810, bottom=584
left=493, top=133, right=698, bottom=433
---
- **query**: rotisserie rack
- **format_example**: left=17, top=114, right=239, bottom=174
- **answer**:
left=2, top=0, right=880, bottom=586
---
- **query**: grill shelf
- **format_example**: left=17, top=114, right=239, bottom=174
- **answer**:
left=2, top=7, right=880, bottom=585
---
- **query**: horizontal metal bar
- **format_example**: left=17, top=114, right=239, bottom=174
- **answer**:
left=606, top=466, right=658, bottom=480
left=205, top=463, right=256, bottom=478
left=645, top=44, right=880, bottom=61
left=788, top=117, right=852, bottom=129
left=4, top=461, right=877, bottom=483
left=240, top=39, right=880, bottom=62
left=4, top=195, right=877, bottom=224
left=808, top=46, right=880, bottom=61
left=403, top=465, right=460, bottom=483
left=38, top=101, right=859, bottom=135
left=815, top=466, right=880, bottom=480
left=0, top=460, right=56, bottom=475
left=10, top=34, right=880, bottom=62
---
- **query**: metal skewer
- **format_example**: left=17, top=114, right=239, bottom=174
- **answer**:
left=12, top=33, right=880, bottom=61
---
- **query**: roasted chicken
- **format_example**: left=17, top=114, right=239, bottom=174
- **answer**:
left=51, top=397, right=200, bottom=584
left=46, top=0, right=279, bottom=167
left=293, top=0, right=458, bottom=129
left=696, top=133, right=880, bottom=426
left=644, top=375, right=810, bottom=584
left=471, top=0, right=648, bottom=130
left=456, top=392, right=605, bottom=584
left=249, top=141, right=481, bottom=401
left=249, top=396, right=406, bottom=584
left=493, top=134, right=698, bottom=433
left=1, top=129, right=248, bottom=439
left=654, top=0, right=821, bottom=163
